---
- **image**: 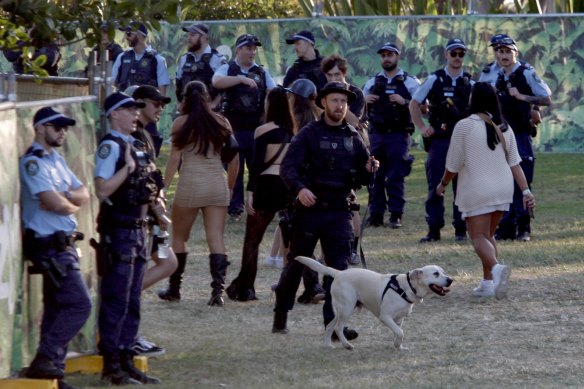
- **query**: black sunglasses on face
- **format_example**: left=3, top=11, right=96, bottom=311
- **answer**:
left=449, top=51, right=466, bottom=58
left=45, top=124, right=68, bottom=132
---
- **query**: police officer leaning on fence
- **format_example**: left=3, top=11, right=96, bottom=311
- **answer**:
left=94, top=92, right=164, bottom=385
left=490, top=36, right=551, bottom=241
left=363, top=42, right=419, bottom=229
left=112, top=22, right=171, bottom=95
left=283, top=30, right=328, bottom=91
left=410, top=38, right=474, bottom=243
left=272, top=81, right=379, bottom=337
left=20, top=107, right=92, bottom=389
left=175, top=23, right=226, bottom=108
left=212, top=33, right=276, bottom=220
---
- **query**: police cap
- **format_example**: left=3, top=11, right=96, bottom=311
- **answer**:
left=33, top=107, right=76, bottom=129
left=104, top=92, right=146, bottom=117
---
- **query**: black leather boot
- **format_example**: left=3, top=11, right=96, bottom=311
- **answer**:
left=272, top=310, right=289, bottom=334
left=119, top=350, right=160, bottom=384
left=101, top=353, right=141, bottom=386
left=208, top=253, right=230, bottom=306
left=157, top=252, right=187, bottom=301
left=25, top=353, right=64, bottom=380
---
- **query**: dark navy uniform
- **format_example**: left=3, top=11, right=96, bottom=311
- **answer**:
left=283, top=50, right=328, bottom=91
left=274, top=116, right=372, bottom=326
left=175, top=46, right=225, bottom=102
left=215, top=59, right=276, bottom=217
left=412, top=68, right=474, bottom=239
left=4, top=45, right=61, bottom=76
left=494, top=63, right=550, bottom=239
left=363, top=70, right=419, bottom=225
left=20, top=142, right=92, bottom=377
left=94, top=130, right=162, bottom=374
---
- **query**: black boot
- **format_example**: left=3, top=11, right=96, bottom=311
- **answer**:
left=120, top=350, right=160, bottom=384
left=101, top=353, right=141, bottom=386
left=25, top=353, right=64, bottom=380
left=420, top=227, right=441, bottom=243
left=157, top=252, right=187, bottom=301
left=208, top=253, right=230, bottom=306
left=297, top=268, right=325, bottom=304
left=272, top=310, right=289, bottom=334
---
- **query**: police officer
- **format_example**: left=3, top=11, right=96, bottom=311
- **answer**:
left=85, top=22, right=123, bottom=77
left=410, top=38, right=474, bottom=242
left=363, top=43, right=419, bottom=229
left=94, top=92, right=163, bottom=385
left=112, top=22, right=171, bottom=95
left=272, top=82, right=379, bottom=337
left=20, top=107, right=92, bottom=389
left=491, top=37, right=551, bottom=241
left=4, top=41, right=61, bottom=76
left=283, top=30, right=328, bottom=91
left=176, top=23, right=226, bottom=108
left=212, top=33, right=276, bottom=220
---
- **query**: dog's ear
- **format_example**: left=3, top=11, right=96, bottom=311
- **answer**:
left=410, top=269, right=423, bottom=280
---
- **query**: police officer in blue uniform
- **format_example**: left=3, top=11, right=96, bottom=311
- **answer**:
left=21, top=107, right=92, bottom=389
left=272, top=82, right=379, bottom=337
left=112, top=22, right=171, bottom=95
left=410, top=38, right=474, bottom=242
left=176, top=23, right=226, bottom=108
left=363, top=43, right=419, bottom=228
left=283, top=30, right=328, bottom=91
left=212, top=33, right=276, bottom=220
left=491, top=37, right=551, bottom=241
left=94, top=92, right=164, bottom=385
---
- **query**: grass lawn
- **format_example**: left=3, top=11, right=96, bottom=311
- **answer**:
left=70, top=150, right=584, bottom=389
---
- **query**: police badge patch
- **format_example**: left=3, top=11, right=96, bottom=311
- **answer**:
left=140, top=59, right=150, bottom=68
left=25, top=160, right=39, bottom=176
left=98, top=144, right=112, bottom=159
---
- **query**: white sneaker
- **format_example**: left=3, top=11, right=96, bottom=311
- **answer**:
left=273, top=256, right=284, bottom=269
left=492, top=264, right=511, bottom=300
left=472, top=280, right=494, bottom=297
left=263, top=256, right=275, bottom=267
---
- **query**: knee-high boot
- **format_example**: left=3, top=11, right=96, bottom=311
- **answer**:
left=208, top=253, right=230, bottom=306
left=157, top=252, right=187, bottom=301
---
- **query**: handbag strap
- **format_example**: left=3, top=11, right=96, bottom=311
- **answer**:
left=477, top=113, right=509, bottom=161
left=264, top=133, right=291, bottom=167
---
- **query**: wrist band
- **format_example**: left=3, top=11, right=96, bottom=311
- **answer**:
left=522, top=188, right=532, bottom=196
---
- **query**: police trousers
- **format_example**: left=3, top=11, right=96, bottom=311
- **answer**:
left=274, top=207, right=353, bottom=326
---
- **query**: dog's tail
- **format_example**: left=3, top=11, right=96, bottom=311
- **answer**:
left=295, top=256, right=340, bottom=278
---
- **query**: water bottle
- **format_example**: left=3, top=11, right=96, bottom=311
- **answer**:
left=155, top=226, right=170, bottom=259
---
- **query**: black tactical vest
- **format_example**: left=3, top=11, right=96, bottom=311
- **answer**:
left=176, top=50, right=219, bottom=101
left=428, top=69, right=472, bottom=137
left=495, top=65, right=532, bottom=133
left=116, top=50, right=158, bottom=90
left=221, top=61, right=267, bottom=122
left=368, top=73, right=413, bottom=133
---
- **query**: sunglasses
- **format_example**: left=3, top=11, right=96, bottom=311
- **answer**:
left=45, top=124, right=68, bottom=132
left=449, top=51, right=466, bottom=58
left=146, top=99, right=165, bottom=108
left=126, top=31, right=136, bottom=37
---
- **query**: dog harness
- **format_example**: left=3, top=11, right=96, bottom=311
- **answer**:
left=382, top=273, right=418, bottom=304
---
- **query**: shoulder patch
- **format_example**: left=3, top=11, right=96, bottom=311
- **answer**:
left=25, top=160, right=39, bottom=176
left=98, top=143, right=112, bottom=159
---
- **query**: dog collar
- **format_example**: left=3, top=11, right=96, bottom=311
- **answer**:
left=406, top=272, right=419, bottom=297
left=382, top=275, right=414, bottom=304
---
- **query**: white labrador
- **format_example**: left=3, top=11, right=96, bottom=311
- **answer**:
left=295, top=256, right=453, bottom=350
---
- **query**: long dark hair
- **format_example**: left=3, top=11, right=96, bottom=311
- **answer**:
left=264, top=87, right=294, bottom=137
left=172, top=81, right=231, bottom=155
left=469, top=82, right=508, bottom=151
left=289, top=94, right=319, bottom=133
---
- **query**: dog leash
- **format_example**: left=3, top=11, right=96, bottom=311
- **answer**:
left=356, top=171, right=377, bottom=269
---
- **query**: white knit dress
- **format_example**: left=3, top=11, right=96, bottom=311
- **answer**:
left=445, top=114, right=522, bottom=216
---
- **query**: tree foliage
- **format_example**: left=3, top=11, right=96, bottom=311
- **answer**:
left=183, top=0, right=303, bottom=20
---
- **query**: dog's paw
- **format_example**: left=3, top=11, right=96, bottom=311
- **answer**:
left=343, top=342, right=354, bottom=350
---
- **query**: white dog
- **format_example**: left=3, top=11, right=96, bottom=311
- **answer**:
left=295, top=256, right=453, bottom=350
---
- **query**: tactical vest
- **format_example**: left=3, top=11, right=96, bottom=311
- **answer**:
left=97, top=134, right=163, bottom=230
left=221, top=61, right=267, bottom=120
left=428, top=69, right=472, bottom=138
left=116, top=50, right=158, bottom=90
left=286, top=54, right=327, bottom=90
left=368, top=73, right=413, bottom=133
left=495, top=65, right=532, bottom=133
left=176, top=50, right=219, bottom=101
left=304, top=121, right=359, bottom=201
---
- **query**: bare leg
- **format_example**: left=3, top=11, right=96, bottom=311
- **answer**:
left=142, top=250, right=178, bottom=290
left=466, top=211, right=504, bottom=279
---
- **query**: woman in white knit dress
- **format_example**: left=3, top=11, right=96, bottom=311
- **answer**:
left=437, top=82, right=535, bottom=299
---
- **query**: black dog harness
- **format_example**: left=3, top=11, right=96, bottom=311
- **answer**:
left=381, top=273, right=418, bottom=304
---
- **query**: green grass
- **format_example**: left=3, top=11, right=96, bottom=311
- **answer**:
left=69, top=150, right=584, bottom=389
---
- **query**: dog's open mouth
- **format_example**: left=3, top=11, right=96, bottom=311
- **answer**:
left=430, top=284, right=450, bottom=296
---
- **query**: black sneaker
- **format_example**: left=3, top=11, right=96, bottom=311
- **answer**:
left=517, top=231, right=531, bottom=242
left=101, top=369, right=142, bottom=386
left=389, top=215, right=402, bottom=229
left=297, top=284, right=326, bottom=304
left=130, top=336, right=166, bottom=357
left=25, top=354, right=64, bottom=380
left=454, top=229, right=467, bottom=242
left=331, top=327, right=359, bottom=341
left=366, top=215, right=384, bottom=227
left=419, top=230, right=441, bottom=243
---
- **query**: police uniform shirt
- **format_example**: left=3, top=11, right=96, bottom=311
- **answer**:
left=496, top=62, right=551, bottom=97
left=412, top=68, right=475, bottom=104
left=478, top=62, right=500, bottom=86
left=111, top=45, right=171, bottom=87
left=214, top=60, right=277, bottom=89
left=176, top=45, right=225, bottom=81
left=20, top=142, right=82, bottom=236
left=363, top=70, right=420, bottom=98
left=94, top=130, right=136, bottom=181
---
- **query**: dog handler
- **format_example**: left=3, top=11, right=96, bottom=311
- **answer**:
left=272, top=82, right=379, bottom=338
